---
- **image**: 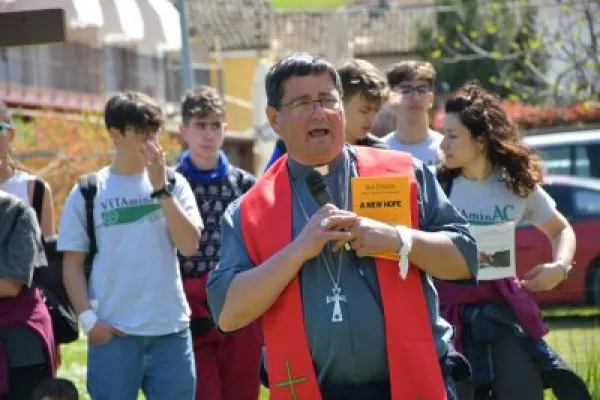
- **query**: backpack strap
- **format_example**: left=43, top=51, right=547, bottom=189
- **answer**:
left=435, top=169, right=454, bottom=197
left=31, top=178, right=45, bottom=225
left=78, top=174, right=98, bottom=267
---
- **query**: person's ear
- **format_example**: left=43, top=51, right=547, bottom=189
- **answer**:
left=179, top=124, right=189, bottom=143
left=476, top=136, right=486, bottom=152
left=108, top=128, right=123, bottom=145
left=266, top=106, right=280, bottom=133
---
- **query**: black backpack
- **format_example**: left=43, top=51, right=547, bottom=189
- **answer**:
left=32, top=178, right=81, bottom=344
left=32, top=170, right=176, bottom=344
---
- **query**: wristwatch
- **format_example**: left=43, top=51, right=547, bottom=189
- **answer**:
left=150, top=181, right=174, bottom=199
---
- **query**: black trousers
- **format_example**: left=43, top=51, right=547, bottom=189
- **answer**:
left=321, top=381, right=391, bottom=400
left=456, top=324, right=544, bottom=400
left=2, top=364, right=51, bottom=400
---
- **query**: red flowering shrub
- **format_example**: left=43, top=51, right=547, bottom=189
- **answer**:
left=432, top=101, right=600, bottom=132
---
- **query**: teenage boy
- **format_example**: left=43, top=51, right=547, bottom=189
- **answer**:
left=383, top=60, right=442, bottom=166
left=177, top=86, right=260, bottom=400
left=336, top=58, right=389, bottom=149
left=59, top=91, right=202, bottom=400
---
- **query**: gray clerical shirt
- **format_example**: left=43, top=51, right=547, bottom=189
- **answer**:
left=207, top=146, right=478, bottom=386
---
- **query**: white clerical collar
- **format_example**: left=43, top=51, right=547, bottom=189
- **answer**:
left=313, top=164, right=330, bottom=176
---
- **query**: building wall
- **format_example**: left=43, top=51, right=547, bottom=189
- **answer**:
left=209, top=51, right=260, bottom=133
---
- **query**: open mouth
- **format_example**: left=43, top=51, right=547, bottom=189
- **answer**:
left=308, top=128, right=330, bottom=138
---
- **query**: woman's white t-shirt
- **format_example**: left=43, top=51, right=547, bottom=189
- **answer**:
left=448, top=170, right=556, bottom=227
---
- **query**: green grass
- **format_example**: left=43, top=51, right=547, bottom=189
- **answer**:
left=57, top=340, right=269, bottom=399
left=59, top=317, right=598, bottom=400
left=543, top=306, right=600, bottom=319
left=543, top=318, right=600, bottom=399
left=57, top=339, right=89, bottom=399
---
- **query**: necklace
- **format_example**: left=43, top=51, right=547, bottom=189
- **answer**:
left=291, top=158, right=350, bottom=323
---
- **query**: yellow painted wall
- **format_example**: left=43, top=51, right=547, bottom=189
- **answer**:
left=209, top=54, right=259, bottom=133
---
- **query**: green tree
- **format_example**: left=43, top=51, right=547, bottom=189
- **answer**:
left=544, top=0, right=599, bottom=105
left=416, top=0, right=599, bottom=105
left=415, top=0, right=550, bottom=103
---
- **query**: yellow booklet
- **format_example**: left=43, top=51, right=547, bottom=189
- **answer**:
left=351, top=175, right=412, bottom=260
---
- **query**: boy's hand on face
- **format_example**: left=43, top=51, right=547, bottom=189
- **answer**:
left=141, top=141, right=167, bottom=190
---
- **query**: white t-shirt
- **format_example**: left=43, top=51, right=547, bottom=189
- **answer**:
left=0, top=169, right=35, bottom=203
left=383, top=129, right=443, bottom=166
left=448, top=170, right=556, bottom=227
left=57, top=167, right=203, bottom=336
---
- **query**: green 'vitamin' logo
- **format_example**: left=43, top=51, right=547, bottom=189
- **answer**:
left=101, top=204, right=160, bottom=227
left=102, top=210, right=119, bottom=226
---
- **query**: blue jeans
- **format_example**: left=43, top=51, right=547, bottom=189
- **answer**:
left=87, top=328, right=195, bottom=400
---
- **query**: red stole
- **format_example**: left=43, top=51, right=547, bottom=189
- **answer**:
left=240, top=147, right=446, bottom=399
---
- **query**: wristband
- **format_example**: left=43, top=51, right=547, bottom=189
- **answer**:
left=79, top=310, right=98, bottom=335
left=395, top=225, right=414, bottom=280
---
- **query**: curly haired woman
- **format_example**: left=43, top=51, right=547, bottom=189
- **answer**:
left=436, top=83, right=590, bottom=400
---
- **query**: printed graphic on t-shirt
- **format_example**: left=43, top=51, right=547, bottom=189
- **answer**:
left=459, top=204, right=515, bottom=225
left=100, top=196, right=160, bottom=227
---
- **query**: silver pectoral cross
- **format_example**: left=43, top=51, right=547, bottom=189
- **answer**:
left=325, top=285, right=347, bottom=323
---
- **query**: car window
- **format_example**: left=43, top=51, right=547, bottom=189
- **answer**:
left=588, top=144, right=600, bottom=179
left=574, top=145, right=591, bottom=177
left=574, top=188, right=600, bottom=217
left=536, top=146, right=571, bottom=175
left=543, top=184, right=573, bottom=217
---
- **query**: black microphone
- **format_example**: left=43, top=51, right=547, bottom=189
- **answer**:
left=306, top=170, right=354, bottom=253
left=306, top=170, right=331, bottom=207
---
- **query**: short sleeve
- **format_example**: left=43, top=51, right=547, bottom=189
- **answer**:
left=173, top=172, right=203, bottom=230
left=57, top=184, right=90, bottom=253
left=522, top=185, right=556, bottom=225
left=1, top=206, right=45, bottom=286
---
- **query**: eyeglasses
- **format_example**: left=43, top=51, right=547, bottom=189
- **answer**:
left=0, top=122, right=12, bottom=136
left=394, top=85, right=431, bottom=97
left=280, top=97, right=341, bottom=114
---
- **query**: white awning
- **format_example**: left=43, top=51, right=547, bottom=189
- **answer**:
left=136, top=0, right=181, bottom=54
left=99, top=0, right=144, bottom=45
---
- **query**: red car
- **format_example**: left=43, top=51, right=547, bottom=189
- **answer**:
left=516, top=175, right=600, bottom=306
